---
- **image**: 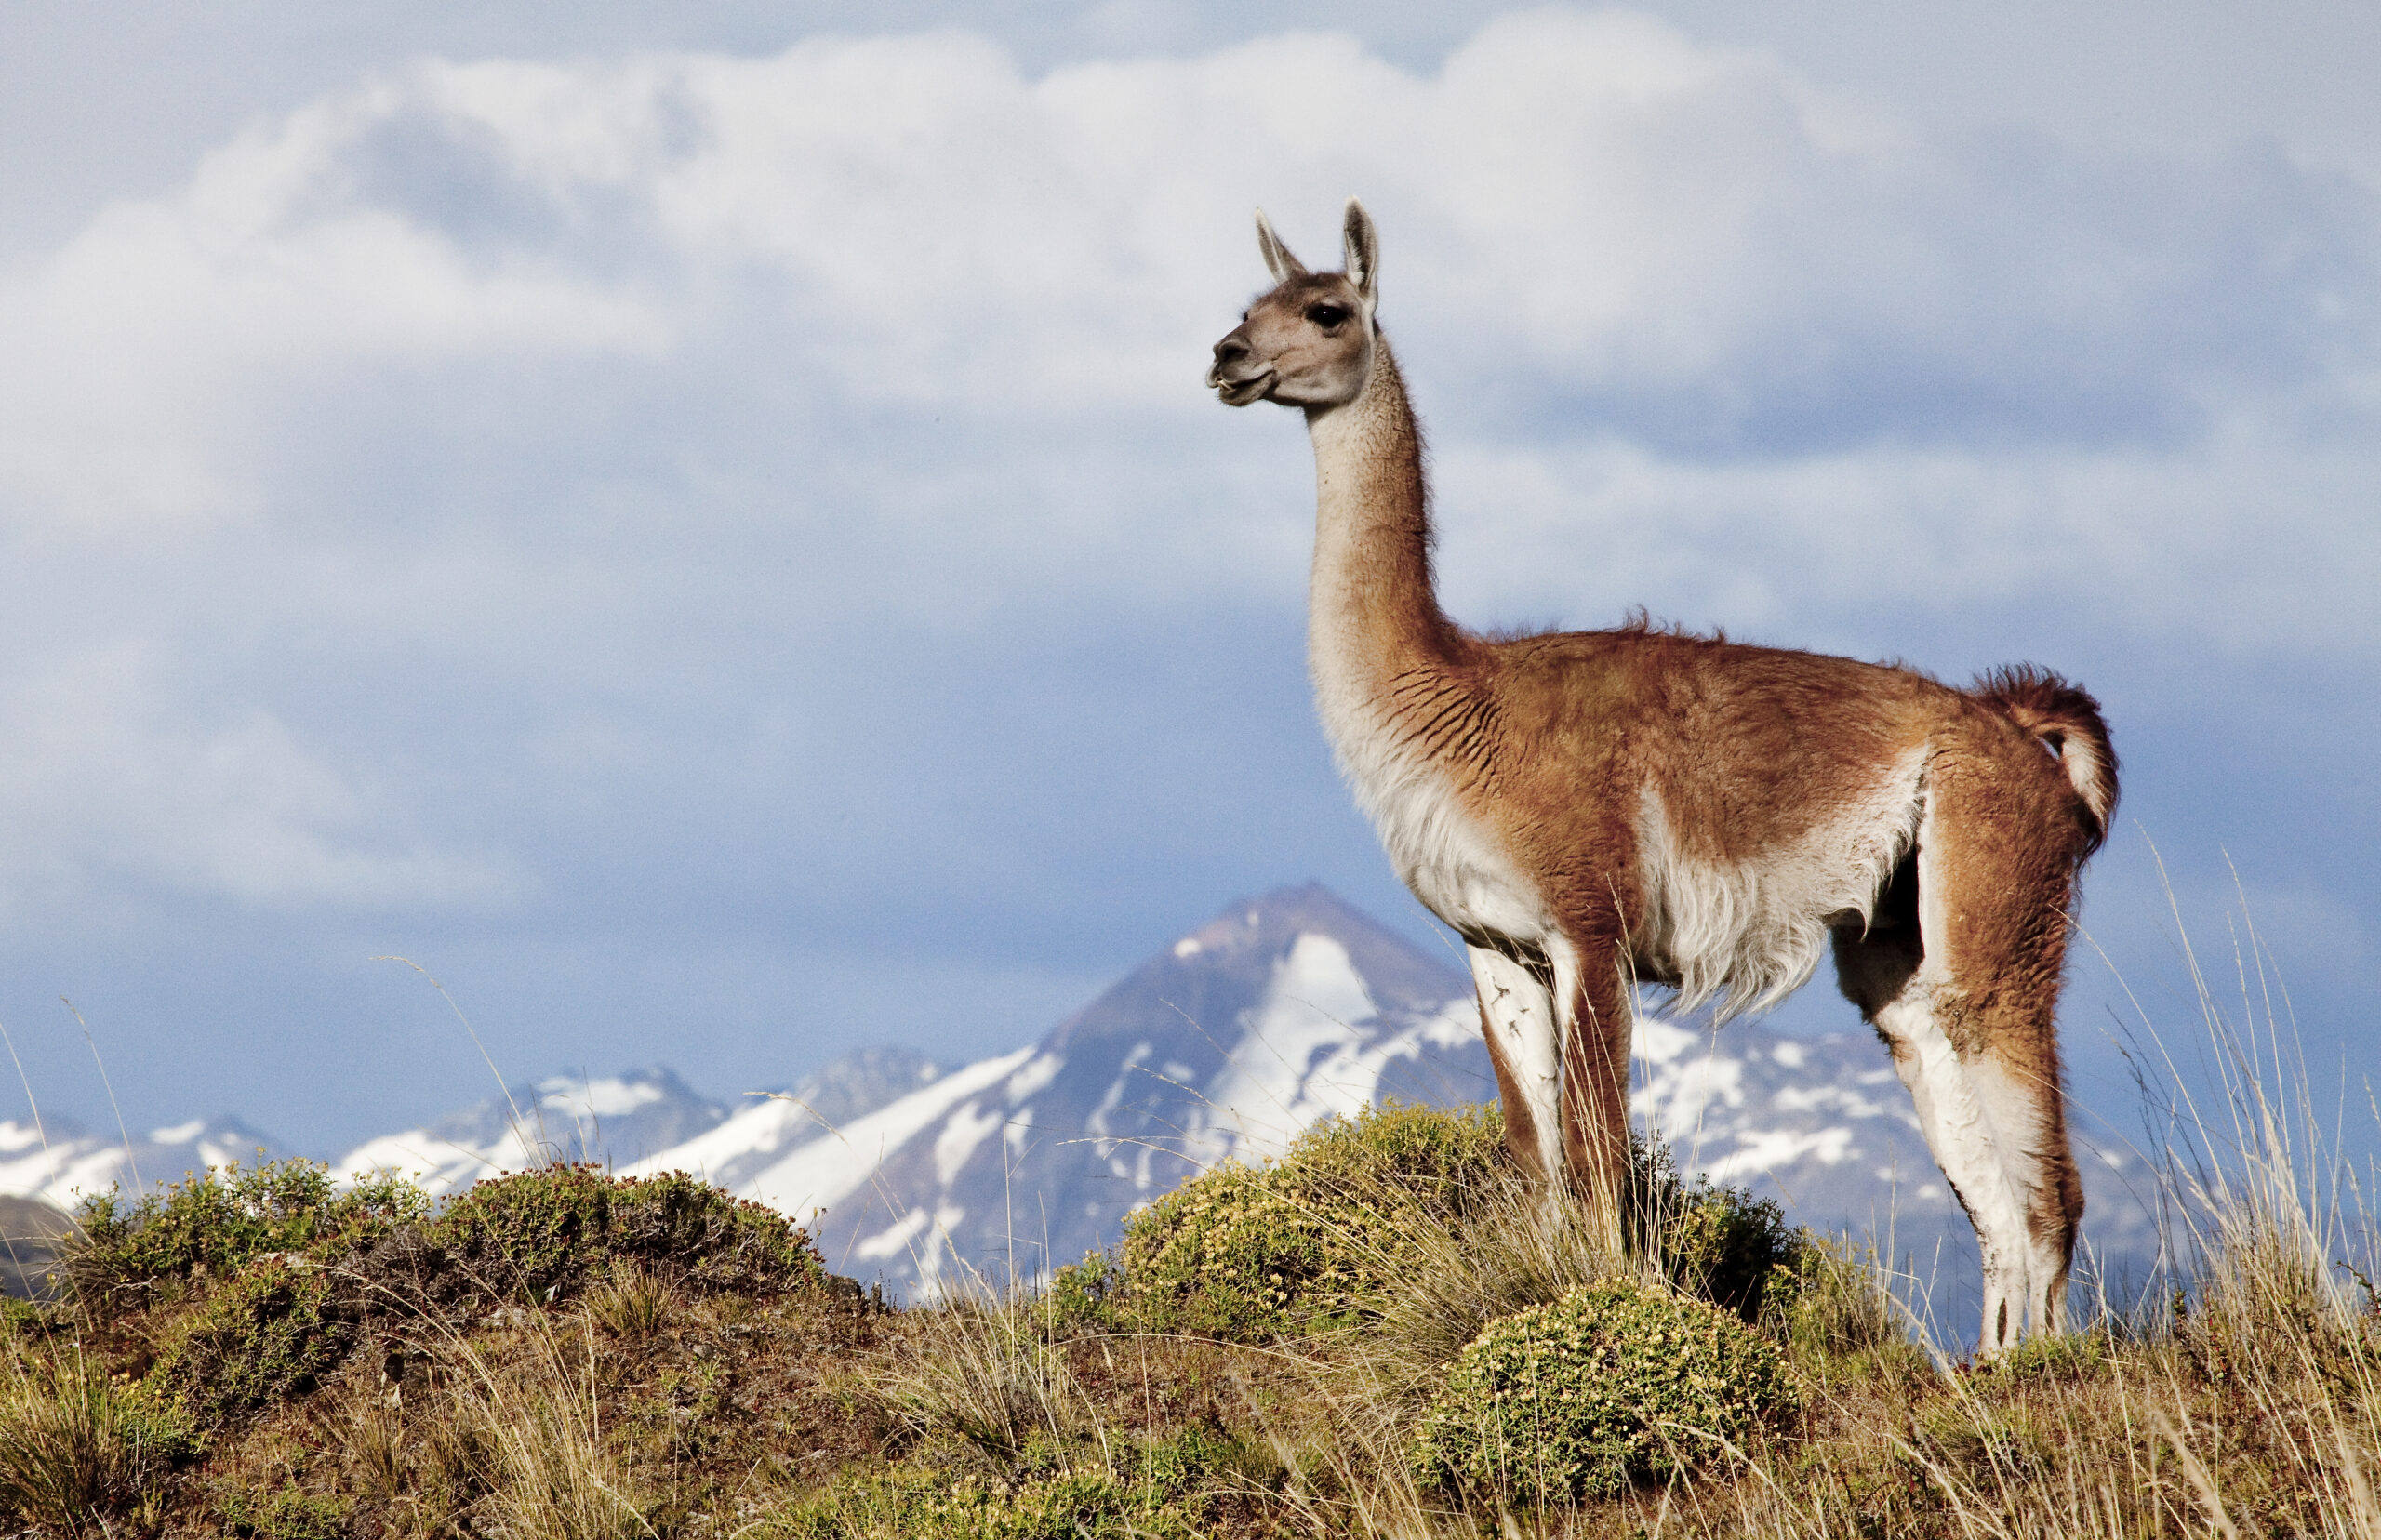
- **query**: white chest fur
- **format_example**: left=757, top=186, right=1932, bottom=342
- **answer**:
left=1310, top=658, right=1553, bottom=949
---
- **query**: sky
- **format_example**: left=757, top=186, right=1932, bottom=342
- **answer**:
left=0, top=1, right=2375, bottom=1163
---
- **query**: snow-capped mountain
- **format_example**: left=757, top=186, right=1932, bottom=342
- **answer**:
left=2, top=1194, right=73, bottom=1299
left=330, top=1052, right=944, bottom=1199
left=627, top=883, right=2157, bottom=1301
left=331, top=1063, right=726, bottom=1196
left=1, top=883, right=2157, bottom=1319
left=0, top=1111, right=288, bottom=1211
left=625, top=885, right=1488, bottom=1293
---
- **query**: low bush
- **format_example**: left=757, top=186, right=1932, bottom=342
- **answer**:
left=214, top=1482, right=353, bottom=1540
left=610, top=1168, right=828, bottom=1294
left=1, top=1295, right=50, bottom=1339
left=771, top=1427, right=1257, bottom=1540
left=1042, top=1251, right=1122, bottom=1333
left=1112, top=1162, right=1324, bottom=1340
left=1973, top=1323, right=2113, bottom=1384
left=1633, top=1141, right=1804, bottom=1322
left=1110, top=1101, right=1505, bottom=1340
left=69, top=1160, right=428, bottom=1305
left=772, top=1466, right=1190, bottom=1540
left=1098, top=1101, right=1806, bottom=1344
left=428, top=1163, right=616, bottom=1303
left=428, top=1165, right=825, bottom=1305
left=1413, top=1280, right=1796, bottom=1505
left=150, top=1255, right=356, bottom=1425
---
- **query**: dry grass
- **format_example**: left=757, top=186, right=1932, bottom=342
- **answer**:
left=587, top=1256, right=678, bottom=1344
left=320, top=1374, right=407, bottom=1508
left=438, top=1317, right=654, bottom=1540
left=865, top=1281, right=1100, bottom=1466
left=1200, top=893, right=2381, bottom=1539
left=0, top=1345, right=187, bottom=1535
left=1216, top=1204, right=2381, bottom=1538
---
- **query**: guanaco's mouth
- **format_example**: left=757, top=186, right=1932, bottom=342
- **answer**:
left=1210, top=368, right=1275, bottom=406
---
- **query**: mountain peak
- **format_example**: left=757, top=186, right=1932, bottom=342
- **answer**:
left=1049, top=883, right=1469, bottom=1056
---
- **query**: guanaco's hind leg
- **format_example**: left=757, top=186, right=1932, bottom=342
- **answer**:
left=1836, top=792, right=2085, bottom=1352
left=1470, top=943, right=1563, bottom=1182
left=1554, top=936, right=1636, bottom=1233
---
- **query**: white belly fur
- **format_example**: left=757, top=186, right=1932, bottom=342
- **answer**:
left=1631, top=748, right=1926, bottom=1018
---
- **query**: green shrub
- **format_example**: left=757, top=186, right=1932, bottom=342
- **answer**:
left=215, top=1483, right=353, bottom=1540
left=609, top=1168, right=826, bottom=1294
left=428, top=1165, right=824, bottom=1305
left=1634, top=1143, right=1805, bottom=1323
left=768, top=1430, right=1252, bottom=1540
left=775, top=1467, right=1193, bottom=1540
left=1116, top=1162, right=1324, bottom=1340
left=1113, top=1102, right=1504, bottom=1340
left=148, top=1256, right=354, bottom=1424
left=1, top=1296, right=51, bottom=1340
left=430, top=1164, right=615, bottom=1302
left=1102, top=1101, right=1803, bottom=1341
left=1414, top=1281, right=1796, bottom=1504
left=1972, top=1325, right=2110, bottom=1383
left=70, top=1161, right=428, bottom=1305
left=1043, top=1251, right=1122, bottom=1333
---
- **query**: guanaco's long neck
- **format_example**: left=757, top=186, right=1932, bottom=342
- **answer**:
left=1304, top=337, right=1466, bottom=715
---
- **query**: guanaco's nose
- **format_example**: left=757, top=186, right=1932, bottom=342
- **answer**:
left=1207, top=331, right=1251, bottom=385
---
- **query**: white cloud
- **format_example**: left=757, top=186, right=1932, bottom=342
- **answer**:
left=0, top=80, right=669, bottom=532
left=1431, top=415, right=2381, bottom=659
left=0, top=11, right=2368, bottom=590
left=0, top=644, right=512, bottom=914
left=0, top=7, right=2374, bottom=926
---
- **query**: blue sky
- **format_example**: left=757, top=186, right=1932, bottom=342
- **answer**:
left=0, top=1, right=2375, bottom=1161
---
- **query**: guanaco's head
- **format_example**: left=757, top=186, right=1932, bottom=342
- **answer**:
left=1207, top=198, right=1379, bottom=410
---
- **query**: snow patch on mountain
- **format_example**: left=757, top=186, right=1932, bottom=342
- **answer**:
left=330, top=1048, right=946, bottom=1199
left=638, top=1047, right=1032, bottom=1223
left=0, top=1113, right=287, bottom=1211
left=332, top=1064, right=728, bottom=1196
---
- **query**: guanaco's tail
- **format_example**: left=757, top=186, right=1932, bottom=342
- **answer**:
left=1974, top=664, right=2119, bottom=856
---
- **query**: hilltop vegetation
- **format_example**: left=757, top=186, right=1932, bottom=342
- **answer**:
left=3, top=1089, right=2378, bottom=1537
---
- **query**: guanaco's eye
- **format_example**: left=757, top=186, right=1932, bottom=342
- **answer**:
left=1306, top=303, right=1350, bottom=328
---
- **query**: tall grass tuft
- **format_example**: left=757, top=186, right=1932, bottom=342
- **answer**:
left=585, top=1256, right=676, bottom=1343
left=0, top=1348, right=195, bottom=1534
left=439, top=1317, right=653, bottom=1540
left=869, top=1276, right=1097, bottom=1467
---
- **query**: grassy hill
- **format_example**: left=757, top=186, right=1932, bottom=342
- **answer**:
left=3, top=1074, right=2376, bottom=1537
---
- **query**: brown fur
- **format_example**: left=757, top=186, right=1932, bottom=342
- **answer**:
left=1209, top=201, right=2115, bottom=1347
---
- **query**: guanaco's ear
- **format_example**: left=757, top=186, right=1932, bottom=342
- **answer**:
left=1341, top=197, right=1378, bottom=303
left=1255, top=209, right=1307, bottom=285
